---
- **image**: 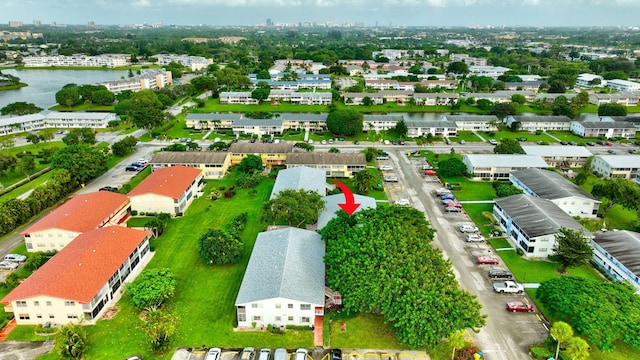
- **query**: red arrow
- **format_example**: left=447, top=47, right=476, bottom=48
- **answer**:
left=332, top=180, right=361, bottom=215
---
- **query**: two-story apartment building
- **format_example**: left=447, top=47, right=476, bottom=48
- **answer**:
left=591, top=155, right=640, bottom=180
left=235, top=228, right=325, bottom=328
left=592, top=231, right=640, bottom=293
left=128, top=166, right=203, bottom=216
left=442, top=114, right=499, bottom=132
left=510, top=168, right=600, bottom=218
left=405, top=120, right=457, bottom=138
left=21, top=191, right=130, bottom=252
left=494, top=194, right=591, bottom=258
left=506, top=115, right=572, bottom=131
left=1, top=227, right=152, bottom=325
left=228, top=143, right=294, bottom=166
left=570, top=120, right=639, bottom=139
left=149, top=152, right=231, bottom=179
left=521, top=145, right=593, bottom=168
left=462, top=154, right=548, bottom=180
left=285, top=153, right=366, bottom=178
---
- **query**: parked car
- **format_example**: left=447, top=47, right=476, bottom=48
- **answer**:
left=4, top=254, right=27, bottom=262
left=99, top=186, right=118, bottom=192
left=459, top=140, right=466, bottom=144
left=444, top=201, right=462, bottom=209
left=445, top=206, right=462, bottom=213
left=466, top=233, right=486, bottom=242
left=459, top=224, right=479, bottom=233
left=435, top=187, right=451, bottom=196
left=559, top=141, right=568, bottom=145
left=394, top=198, right=410, bottom=206
left=330, top=349, right=342, bottom=360
left=477, top=256, right=499, bottom=265
left=629, top=149, right=638, bottom=154
left=586, top=142, right=595, bottom=146
left=493, top=281, right=525, bottom=294
left=487, top=269, right=514, bottom=280
left=241, top=348, right=255, bottom=360
left=0, top=260, right=19, bottom=270
left=378, top=165, right=393, bottom=171
left=274, top=349, right=287, bottom=360
left=568, top=141, right=576, bottom=146
left=424, top=170, right=437, bottom=176
left=489, top=139, right=498, bottom=145
left=375, top=154, right=390, bottom=160
left=125, top=166, right=140, bottom=171
left=383, top=175, right=398, bottom=182
left=137, top=159, right=148, bottom=164
left=206, top=348, right=222, bottom=360
left=608, top=149, right=616, bottom=154
left=597, top=140, right=606, bottom=146
left=518, top=137, right=527, bottom=142
left=295, top=349, right=308, bottom=360
left=353, top=140, right=360, bottom=145
left=506, top=301, right=534, bottom=313
left=130, top=163, right=145, bottom=168
left=258, top=348, right=272, bottom=360
left=441, top=193, right=456, bottom=201
left=321, top=140, right=327, bottom=145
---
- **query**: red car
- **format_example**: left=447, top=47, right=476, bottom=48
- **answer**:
left=506, top=301, right=534, bottom=313
left=477, top=255, right=499, bottom=265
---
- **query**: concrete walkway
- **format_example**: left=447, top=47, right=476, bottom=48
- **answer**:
left=473, top=131, right=487, bottom=142
left=544, top=131, right=561, bottom=142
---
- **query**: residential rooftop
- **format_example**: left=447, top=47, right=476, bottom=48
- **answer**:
left=593, top=230, right=640, bottom=276
left=128, top=165, right=201, bottom=200
left=510, top=168, right=597, bottom=201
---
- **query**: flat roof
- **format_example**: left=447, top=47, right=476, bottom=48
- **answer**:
left=150, top=151, right=229, bottom=165
left=594, top=231, right=640, bottom=275
left=577, top=121, right=637, bottom=129
left=522, top=145, right=593, bottom=157
left=495, top=194, right=590, bottom=238
left=510, top=168, right=597, bottom=201
left=463, top=154, right=548, bottom=168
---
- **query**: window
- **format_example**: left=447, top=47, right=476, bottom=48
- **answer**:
left=252, top=316, right=262, bottom=321
left=288, top=304, right=294, bottom=309
left=251, top=303, right=259, bottom=309
left=64, top=301, right=75, bottom=306
left=49, top=314, right=55, bottom=319
left=275, top=316, right=282, bottom=322
left=33, top=301, right=40, bottom=306
left=300, top=304, right=311, bottom=310
left=288, top=316, right=294, bottom=321
left=46, top=301, right=52, bottom=306
left=67, top=314, right=79, bottom=319
left=36, top=314, right=42, bottom=319
left=19, top=314, right=30, bottom=320
left=16, top=301, right=27, bottom=307
left=238, top=314, right=246, bottom=322
left=301, top=317, right=310, bottom=323
left=275, top=304, right=281, bottom=309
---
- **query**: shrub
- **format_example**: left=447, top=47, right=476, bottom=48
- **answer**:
left=285, top=325, right=313, bottom=330
left=530, top=346, right=554, bottom=359
left=131, top=210, right=138, bottom=216
left=267, top=324, right=285, bottom=334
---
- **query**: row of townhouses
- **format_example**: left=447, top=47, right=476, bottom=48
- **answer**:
left=0, top=111, right=118, bottom=136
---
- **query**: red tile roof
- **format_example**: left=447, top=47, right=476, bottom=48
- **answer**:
left=128, top=166, right=201, bottom=200
left=2, top=227, right=150, bottom=304
left=21, top=191, right=130, bottom=235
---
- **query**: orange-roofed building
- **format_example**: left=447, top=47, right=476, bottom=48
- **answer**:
left=1, top=227, right=152, bottom=325
left=21, top=191, right=131, bottom=252
left=128, top=165, right=203, bottom=216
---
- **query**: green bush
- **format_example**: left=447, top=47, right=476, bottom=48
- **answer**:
left=285, top=325, right=313, bottom=330
left=267, top=324, right=284, bottom=334
left=529, top=346, right=553, bottom=359
left=130, top=210, right=138, bottom=216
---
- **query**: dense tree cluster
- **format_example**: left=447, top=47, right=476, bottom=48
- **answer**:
left=537, top=276, right=640, bottom=351
left=493, top=138, right=525, bottom=154
left=326, top=109, right=363, bottom=136
left=262, top=189, right=325, bottom=228
left=551, top=227, right=593, bottom=273
left=0, top=102, right=43, bottom=116
left=320, top=207, right=486, bottom=348
left=198, top=213, right=247, bottom=265
left=127, top=268, right=177, bottom=311
left=49, top=144, right=107, bottom=184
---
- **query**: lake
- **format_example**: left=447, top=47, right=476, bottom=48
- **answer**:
left=0, top=69, right=129, bottom=109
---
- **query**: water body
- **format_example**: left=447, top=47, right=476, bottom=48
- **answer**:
left=0, top=69, right=129, bottom=109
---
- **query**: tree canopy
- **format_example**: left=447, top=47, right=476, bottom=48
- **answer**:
left=536, top=276, right=640, bottom=351
left=437, top=157, right=467, bottom=177
left=490, top=102, right=516, bottom=121
left=1, top=102, right=42, bottom=116
left=551, top=227, right=593, bottom=273
left=262, top=189, right=325, bottom=228
left=237, top=154, right=263, bottom=174
left=320, top=207, right=486, bottom=348
left=127, top=268, right=177, bottom=311
left=326, top=109, right=363, bottom=136
left=49, top=144, right=107, bottom=184
left=198, top=229, right=243, bottom=265
left=352, top=169, right=378, bottom=194
left=598, top=103, right=627, bottom=117
left=493, top=138, right=525, bottom=154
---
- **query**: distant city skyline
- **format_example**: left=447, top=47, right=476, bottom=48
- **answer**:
left=1, top=0, right=640, bottom=28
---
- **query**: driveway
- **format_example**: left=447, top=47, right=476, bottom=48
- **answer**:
left=386, top=150, right=548, bottom=360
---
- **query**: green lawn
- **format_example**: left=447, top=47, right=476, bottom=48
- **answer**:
left=483, top=130, right=556, bottom=143
left=0, top=170, right=53, bottom=202
left=0, top=141, right=66, bottom=189
left=327, top=312, right=404, bottom=349
left=445, top=177, right=496, bottom=201
left=48, top=104, right=114, bottom=112
left=24, top=176, right=315, bottom=359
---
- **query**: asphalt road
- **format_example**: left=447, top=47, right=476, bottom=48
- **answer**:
left=383, top=149, right=548, bottom=360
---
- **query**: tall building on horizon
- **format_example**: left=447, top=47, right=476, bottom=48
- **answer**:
left=266, top=18, right=273, bottom=27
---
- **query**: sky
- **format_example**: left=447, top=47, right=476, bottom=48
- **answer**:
left=1, top=0, right=639, bottom=27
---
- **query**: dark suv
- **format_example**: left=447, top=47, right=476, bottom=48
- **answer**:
left=487, top=269, right=514, bottom=280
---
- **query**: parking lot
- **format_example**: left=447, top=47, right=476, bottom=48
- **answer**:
left=172, top=348, right=431, bottom=360
left=382, top=148, right=548, bottom=360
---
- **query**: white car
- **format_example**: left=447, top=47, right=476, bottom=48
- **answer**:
left=137, top=159, right=148, bottom=164
left=465, top=234, right=486, bottom=242
left=378, top=165, right=393, bottom=171
left=205, top=348, right=222, bottom=360
left=459, top=225, right=479, bottom=233
left=4, top=254, right=27, bottom=262
left=0, top=260, right=19, bottom=270
left=394, top=198, right=410, bottom=206
left=383, top=175, right=398, bottom=182
left=295, top=349, right=308, bottom=360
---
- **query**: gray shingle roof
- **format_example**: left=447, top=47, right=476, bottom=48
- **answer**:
left=510, top=168, right=597, bottom=201
left=150, top=151, right=229, bottom=164
left=286, top=152, right=366, bottom=166
left=577, top=121, right=637, bottom=129
left=271, top=166, right=327, bottom=199
left=510, top=115, right=571, bottom=123
left=317, top=194, right=377, bottom=230
left=233, top=118, right=283, bottom=127
left=464, top=154, right=548, bottom=168
left=235, top=228, right=325, bottom=305
left=229, top=143, right=294, bottom=154
left=442, top=114, right=498, bottom=122
left=595, top=155, right=640, bottom=169
left=521, top=145, right=593, bottom=157
left=404, top=120, right=457, bottom=128
left=363, top=114, right=405, bottom=122
left=495, top=194, right=590, bottom=238
left=593, top=231, right=640, bottom=275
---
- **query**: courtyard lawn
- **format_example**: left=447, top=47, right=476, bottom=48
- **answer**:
left=444, top=177, right=496, bottom=201
left=545, top=131, right=594, bottom=144
left=0, top=170, right=53, bottom=202
left=1, top=141, right=65, bottom=188
left=450, top=131, right=485, bottom=143
left=482, top=130, right=556, bottom=144
left=327, top=312, right=405, bottom=349
left=73, top=176, right=314, bottom=359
